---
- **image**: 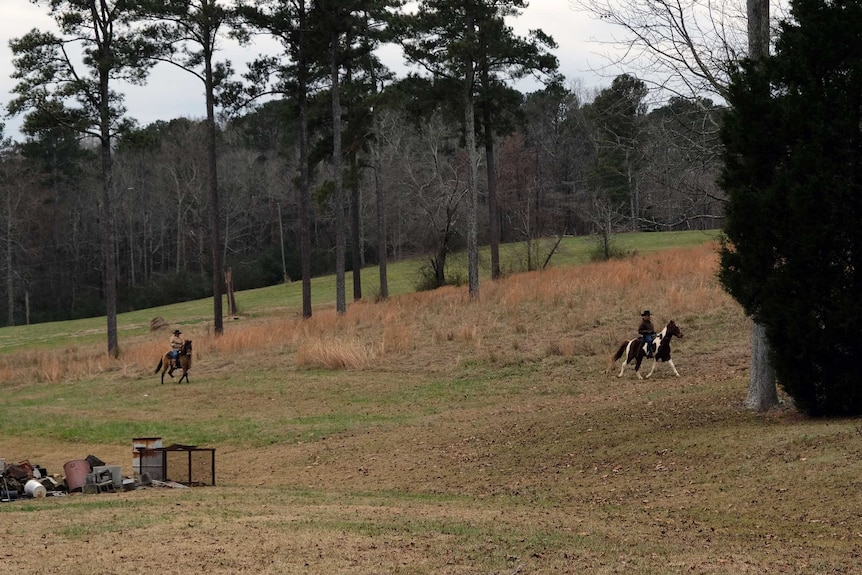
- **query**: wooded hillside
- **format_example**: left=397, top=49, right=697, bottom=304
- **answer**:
left=0, top=1, right=724, bottom=326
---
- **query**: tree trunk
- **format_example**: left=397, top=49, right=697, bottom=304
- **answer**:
left=100, top=73, right=119, bottom=357
left=746, top=321, right=779, bottom=411
left=745, top=0, right=778, bottom=411
left=350, top=155, right=362, bottom=300
left=205, top=54, right=223, bottom=336
left=747, top=0, right=769, bottom=60
left=372, top=103, right=388, bottom=300
left=6, top=186, right=14, bottom=327
left=464, top=15, right=479, bottom=298
left=299, top=0, right=312, bottom=319
left=433, top=246, right=447, bottom=287
left=331, top=34, right=346, bottom=315
left=481, top=63, right=500, bottom=280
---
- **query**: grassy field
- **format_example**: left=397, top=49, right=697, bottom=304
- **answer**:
left=1, top=230, right=861, bottom=575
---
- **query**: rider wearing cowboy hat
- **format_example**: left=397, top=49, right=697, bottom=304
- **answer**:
left=169, top=329, right=183, bottom=369
left=638, top=310, right=657, bottom=358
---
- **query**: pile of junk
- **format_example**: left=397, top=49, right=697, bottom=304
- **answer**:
left=1, top=455, right=139, bottom=501
left=1, top=437, right=216, bottom=502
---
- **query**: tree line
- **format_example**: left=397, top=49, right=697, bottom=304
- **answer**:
left=5, top=0, right=859, bottom=417
left=0, top=0, right=723, bottom=343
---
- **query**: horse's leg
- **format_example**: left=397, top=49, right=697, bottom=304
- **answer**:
left=666, top=359, right=680, bottom=377
left=617, top=342, right=633, bottom=377
left=634, top=353, right=645, bottom=380
left=644, top=358, right=657, bottom=379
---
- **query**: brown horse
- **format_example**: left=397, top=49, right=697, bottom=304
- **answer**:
left=609, top=320, right=683, bottom=379
left=155, top=339, right=192, bottom=384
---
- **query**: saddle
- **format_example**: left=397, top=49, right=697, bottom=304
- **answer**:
left=639, top=335, right=656, bottom=358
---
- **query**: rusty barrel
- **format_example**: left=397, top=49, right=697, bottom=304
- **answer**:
left=63, top=460, right=91, bottom=492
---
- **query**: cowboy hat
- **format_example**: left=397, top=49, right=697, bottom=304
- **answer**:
left=173, top=329, right=182, bottom=335
left=641, top=310, right=651, bottom=316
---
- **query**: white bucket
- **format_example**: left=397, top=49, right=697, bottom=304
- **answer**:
left=24, top=479, right=47, bottom=498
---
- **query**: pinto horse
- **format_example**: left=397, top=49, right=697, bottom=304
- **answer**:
left=609, top=320, right=682, bottom=379
left=155, top=339, right=192, bottom=384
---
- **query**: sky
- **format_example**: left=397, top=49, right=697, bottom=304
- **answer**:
left=0, top=1, right=621, bottom=141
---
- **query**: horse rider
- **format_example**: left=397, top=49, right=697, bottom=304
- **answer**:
left=169, top=329, right=183, bottom=369
left=638, top=310, right=657, bottom=358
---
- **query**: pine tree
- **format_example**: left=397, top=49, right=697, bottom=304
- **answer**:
left=719, top=0, right=862, bottom=416
left=9, top=0, right=160, bottom=356
left=395, top=0, right=556, bottom=295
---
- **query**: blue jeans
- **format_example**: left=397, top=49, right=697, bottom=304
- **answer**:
left=643, top=334, right=655, bottom=355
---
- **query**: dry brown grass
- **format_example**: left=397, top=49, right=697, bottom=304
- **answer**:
left=0, top=244, right=731, bottom=383
left=4, top=243, right=859, bottom=575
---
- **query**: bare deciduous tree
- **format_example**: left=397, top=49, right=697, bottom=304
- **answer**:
left=399, top=111, right=469, bottom=289
left=572, top=0, right=781, bottom=410
left=570, top=0, right=751, bottom=101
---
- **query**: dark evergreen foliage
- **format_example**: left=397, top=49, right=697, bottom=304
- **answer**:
left=719, top=0, right=862, bottom=416
left=585, top=74, right=648, bottom=208
left=120, top=271, right=212, bottom=312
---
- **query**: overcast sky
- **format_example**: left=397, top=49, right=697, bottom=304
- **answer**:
left=1, top=1, right=621, bottom=140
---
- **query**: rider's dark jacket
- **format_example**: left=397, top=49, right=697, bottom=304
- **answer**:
left=638, top=318, right=655, bottom=338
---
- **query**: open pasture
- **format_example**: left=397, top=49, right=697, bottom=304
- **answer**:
left=1, top=233, right=860, bottom=574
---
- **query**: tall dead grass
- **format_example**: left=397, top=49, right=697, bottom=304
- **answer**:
left=0, top=242, right=741, bottom=383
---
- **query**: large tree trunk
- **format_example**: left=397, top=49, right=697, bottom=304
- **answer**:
left=745, top=0, right=778, bottom=411
left=350, top=155, right=362, bottom=301
left=372, top=103, right=388, bottom=299
left=464, top=16, right=479, bottom=298
left=345, top=57, right=362, bottom=302
left=205, top=51, right=223, bottom=336
left=299, top=0, right=312, bottom=319
left=331, top=34, right=346, bottom=315
left=746, top=321, right=779, bottom=411
left=465, top=84, right=479, bottom=298
left=100, top=70, right=119, bottom=357
left=748, top=0, right=769, bottom=60
left=481, top=63, right=500, bottom=280
left=6, top=185, right=14, bottom=327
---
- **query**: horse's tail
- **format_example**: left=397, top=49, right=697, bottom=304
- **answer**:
left=155, top=358, right=163, bottom=374
left=608, top=342, right=627, bottom=372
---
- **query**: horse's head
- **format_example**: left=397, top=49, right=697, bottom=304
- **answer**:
left=667, top=321, right=683, bottom=338
left=183, top=339, right=193, bottom=354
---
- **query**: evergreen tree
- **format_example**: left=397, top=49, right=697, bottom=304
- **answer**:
left=9, top=0, right=160, bottom=356
left=473, top=3, right=557, bottom=279
left=585, top=74, right=648, bottom=229
left=135, top=0, right=239, bottom=335
left=719, top=0, right=862, bottom=416
left=236, top=0, right=319, bottom=318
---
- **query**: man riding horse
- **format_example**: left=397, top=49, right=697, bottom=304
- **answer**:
left=169, top=329, right=183, bottom=369
left=638, top=310, right=656, bottom=358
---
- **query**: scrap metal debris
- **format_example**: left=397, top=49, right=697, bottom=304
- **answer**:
left=1, top=437, right=215, bottom=502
